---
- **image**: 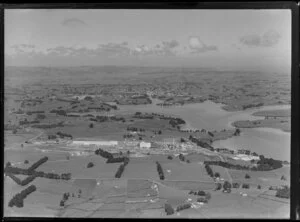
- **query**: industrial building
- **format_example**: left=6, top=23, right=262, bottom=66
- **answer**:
left=72, top=140, right=118, bottom=146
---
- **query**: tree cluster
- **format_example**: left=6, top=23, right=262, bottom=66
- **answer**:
left=169, top=118, right=185, bottom=128
left=26, top=110, right=45, bottom=115
left=5, top=165, right=71, bottom=180
left=189, top=136, right=214, bottom=151
left=56, top=131, right=73, bottom=139
left=126, top=127, right=145, bottom=132
left=208, top=131, right=214, bottom=137
left=245, top=173, right=251, bottom=179
left=8, top=185, right=36, bottom=208
left=60, top=192, right=70, bottom=207
left=275, top=186, right=290, bottom=199
left=176, top=203, right=191, bottom=212
left=215, top=183, right=222, bottom=191
left=223, top=181, right=232, bottom=191
left=257, top=156, right=283, bottom=170
left=242, top=184, right=250, bottom=189
left=164, top=203, right=175, bottom=215
left=179, top=153, right=185, bottom=162
left=48, top=134, right=57, bottom=140
left=232, top=182, right=240, bottom=188
left=32, top=122, right=64, bottom=129
left=19, top=120, right=40, bottom=125
left=204, top=160, right=282, bottom=172
left=156, top=161, right=165, bottom=180
left=95, top=148, right=114, bottom=159
left=6, top=173, right=36, bottom=186
left=27, top=156, right=49, bottom=172
left=115, top=159, right=130, bottom=178
left=204, top=164, right=214, bottom=178
left=87, top=162, right=94, bottom=168
left=50, top=109, right=67, bottom=116
left=106, top=157, right=129, bottom=164
left=36, top=114, right=46, bottom=119
left=189, top=190, right=210, bottom=199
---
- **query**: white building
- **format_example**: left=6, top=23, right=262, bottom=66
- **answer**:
left=140, top=141, right=151, bottom=149
left=72, top=140, right=118, bottom=146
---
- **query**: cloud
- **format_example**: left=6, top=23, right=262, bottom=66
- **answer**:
left=188, top=36, right=218, bottom=53
left=8, top=39, right=181, bottom=60
left=132, top=40, right=180, bottom=56
left=239, top=30, right=281, bottom=47
left=231, top=43, right=241, bottom=51
left=61, top=18, right=86, bottom=27
left=10, top=44, right=36, bottom=54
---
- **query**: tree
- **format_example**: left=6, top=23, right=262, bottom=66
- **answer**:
left=214, top=172, right=220, bottom=178
left=275, top=186, right=290, bottom=199
left=60, top=200, right=65, bottom=207
left=164, top=203, right=174, bottom=215
left=205, top=192, right=211, bottom=200
left=242, top=184, right=250, bottom=189
left=6, top=162, right=11, bottom=168
left=197, top=197, right=208, bottom=203
left=89, top=123, right=94, bottom=128
left=186, top=160, right=190, bottom=163
left=167, top=155, right=173, bottom=160
left=281, top=175, right=286, bottom=181
left=215, top=183, right=222, bottom=191
left=232, top=182, right=240, bottom=188
left=87, top=162, right=94, bottom=168
left=158, top=130, right=162, bottom=135
left=257, top=185, right=261, bottom=189
left=234, top=128, right=241, bottom=136
left=223, top=181, right=232, bottom=191
left=13, top=129, right=17, bottom=134
left=24, top=160, right=29, bottom=164
left=245, top=173, right=251, bottom=179
left=197, top=190, right=206, bottom=196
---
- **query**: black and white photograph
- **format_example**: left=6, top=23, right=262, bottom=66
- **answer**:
left=3, top=5, right=294, bottom=218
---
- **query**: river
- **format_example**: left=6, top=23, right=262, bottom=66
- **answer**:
left=114, top=99, right=290, bottom=161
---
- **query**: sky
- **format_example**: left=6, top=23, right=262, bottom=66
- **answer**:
left=5, top=9, right=291, bottom=72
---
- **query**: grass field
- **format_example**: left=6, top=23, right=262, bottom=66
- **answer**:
left=200, top=191, right=289, bottom=218
left=122, top=158, right=158, bottom=180
left=162, top=162, right=213, bottom=181
left=228, top=166, right=290, bottom=188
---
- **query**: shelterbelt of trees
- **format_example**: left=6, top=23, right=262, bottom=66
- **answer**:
left=6, top=173, right=36, bottom=186
left=8, top=185, right=37, bottom=208
left=94, top=148, right=130, bottom=178
left=204, top=155, right=283, bottom=171
left=115, top=158, right=130, bottom=178
left=156, top=161, right=165, bottom=180
left=5, top=157, right=71, bottom=180
left=189, top=135, right=214, bottom=151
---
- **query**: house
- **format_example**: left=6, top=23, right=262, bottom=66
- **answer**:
left=140, top=141, right=151, bottom=149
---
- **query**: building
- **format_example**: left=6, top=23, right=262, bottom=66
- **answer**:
left=140, top=141, right=151, bottom=149
left=72, top=140, right=118, bottom=146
